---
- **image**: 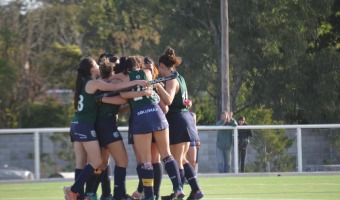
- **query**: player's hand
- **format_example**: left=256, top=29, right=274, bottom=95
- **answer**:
left=183, top=99, right=192, bottom=108
left=134, top=80, right=149, bottom=87
left=153, top=82, right=164, bottom=90
left=196, top=140, right=201, bottom=149
left=142, top=87, right=153, bottom=97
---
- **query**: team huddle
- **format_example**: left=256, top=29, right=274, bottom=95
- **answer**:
left=63, top=47, right=204, bottom=200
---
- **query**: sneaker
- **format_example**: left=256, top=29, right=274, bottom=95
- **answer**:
left=193, top=190, right=204, bottom=199
left=131, top=190, right=144, bottom=199
left=100, top=194, right=112, bottom=200
left=160, top=194, right=172, bottom=200
left=173, top=187, right=185, bottom=200
left=186, top=190, right=204, bottom=200
left=64, top=187, right=79, bottom=200
left=123, top=193, right=136, bottom=200
left=84, top=193, right=98, bottom=200
left=141, top=195, right=156, bottom=200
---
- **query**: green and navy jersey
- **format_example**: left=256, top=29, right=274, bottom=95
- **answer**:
left=72, top=77, right=97, bottom=124
left=168, top=74, right=189, bottom=113
left=128, top=70, right=157, bottom=108
left=97, top=91, right=120, bottom=119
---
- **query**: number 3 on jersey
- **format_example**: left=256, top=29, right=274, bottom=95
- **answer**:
left=78, top=95, right=84, bottom=111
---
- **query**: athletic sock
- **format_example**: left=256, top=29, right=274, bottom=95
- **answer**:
left=74, top=168, right=84, bottom=198
left=85, top=174, right=96, bottom=194
left=101, top=166, right=111, bottom=198
left=183, top=163, right=200, bottom=192
left=140, top=162, right=154, bottom=199
left=136, top=164, right=144, bottom=193
left=179, top=168, right=185, bottom=188
left=113, top=166, right=127, bottom=200
left=163, top=155, right=181, bottom=191
left=71, top=164, right=95, bottom=194
left=153, top=162, right=163, bottom=199
left=75, top=168, right=82, bottom=180
left=88, top=169, right=103, bottom=195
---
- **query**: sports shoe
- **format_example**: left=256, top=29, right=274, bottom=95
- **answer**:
left=123, top=193, right=136, bottom=200
left=186, top=190, right=204, bottom=200
left=131, top=190, right=144, bottom=199
left=100, top=194, right=112, bottom=200
left=173, top=186, right=185, bottom=200
left=64, top=187, right=79, bottom=200
left=141, top=195, right=156, bottom=200
left=160, top=194, right=172, bottom=200
left=84, top=192, right=98, bottom=200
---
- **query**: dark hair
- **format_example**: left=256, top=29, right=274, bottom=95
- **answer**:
left=114, top=56, right=127, bottom=74
left=238, top=116, right=245, bottom=121
left=74, top=57, right=95, bottom=110
left=123, top=56, right=138, bottom=74
left=144, top=57, right=154, bottom=65
left=98, top=53, right=118, bottom=79
left=97, top=53, right=117, bottom=63
left=158, top=47, right=182, bottom=68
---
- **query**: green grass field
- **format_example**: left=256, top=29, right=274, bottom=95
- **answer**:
left=0, top=174, right=339, bottom=199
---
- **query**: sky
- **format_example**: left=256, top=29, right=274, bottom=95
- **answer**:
left=0, top=0, right=43, bottom=13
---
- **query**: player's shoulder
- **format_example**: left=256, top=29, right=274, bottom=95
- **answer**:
left=143, top=69, right=152, bottom=79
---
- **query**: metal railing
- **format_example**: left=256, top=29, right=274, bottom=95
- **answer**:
left=1, top=124, right=340, bottom=179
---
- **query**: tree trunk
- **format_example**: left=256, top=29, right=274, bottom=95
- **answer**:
left=221, top=0, right=230, bottom=112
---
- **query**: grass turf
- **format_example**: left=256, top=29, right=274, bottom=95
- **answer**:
left=0, top=175, right=339, bottom=199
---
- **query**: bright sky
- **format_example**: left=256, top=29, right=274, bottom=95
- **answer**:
left=0, top=0, right=43, bottom=13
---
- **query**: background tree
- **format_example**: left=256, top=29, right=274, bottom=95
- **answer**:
left=0, top=0, right=338, bottom=128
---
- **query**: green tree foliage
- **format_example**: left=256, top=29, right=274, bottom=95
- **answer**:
left=230, top=0, right=338, bottom=123
left=0, top=0, right=338, bottom=174
left=0, top=0, right=339, bottom=128
left=21, top=97, right=73, bottom=128
left=237, top=106, right=295, bottom=172
left=0, top=59, right=19, bottom=128
left=22, top=97, right=75, bottom=173
left=328, top=130, right=340, bottom=163
left=252, top=128, right=295, bottom=172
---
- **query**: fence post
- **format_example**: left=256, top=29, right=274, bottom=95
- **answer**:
left=233, top=127, right=239, bottom=174
left=34, top=131, right=40, bottom=179
left=296, top=128, right=303, bottom=172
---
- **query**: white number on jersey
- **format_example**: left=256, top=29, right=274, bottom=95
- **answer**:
left=78, top=95, right=84, bottom=111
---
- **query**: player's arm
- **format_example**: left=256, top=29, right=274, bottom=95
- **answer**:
left=119, top=87, right=153, bottom=99
left=101, top=95, right=127, bottom=105
left=87, top=79, right=148, bottom=93
left=158, top=98, right=169, bottom=114
left=156, top=78, right=178, bottom=105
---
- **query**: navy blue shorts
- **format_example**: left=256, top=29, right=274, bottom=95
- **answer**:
left=70, top=121, right=97, bottom=142
left=128, top=115, right=134, bottom=144
left=190, top=140, right=196, bottom=147
left=95, top=116, right=123, bottom=147
left=130, top=103, right=169, bottom=135
left=166, top=111, right=200, bottom=145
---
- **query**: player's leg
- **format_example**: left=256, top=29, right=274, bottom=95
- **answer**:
left=85, top=148, right=109, bottom=198
left=65, top=141, right=102, bottom=200
left=134, top=133, right=154, bottom=199
left=151, top=143, right=162, bottom=200
left=72, top=142, right=87, bottom=200
left=182, top=143, right=204, bottom=200
left=154, top=129, right=184, bottom=199
left=107, top=140, right=129, bottom=200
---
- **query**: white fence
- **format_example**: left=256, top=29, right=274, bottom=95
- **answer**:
left=1, top=124, right=340, bottom=180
